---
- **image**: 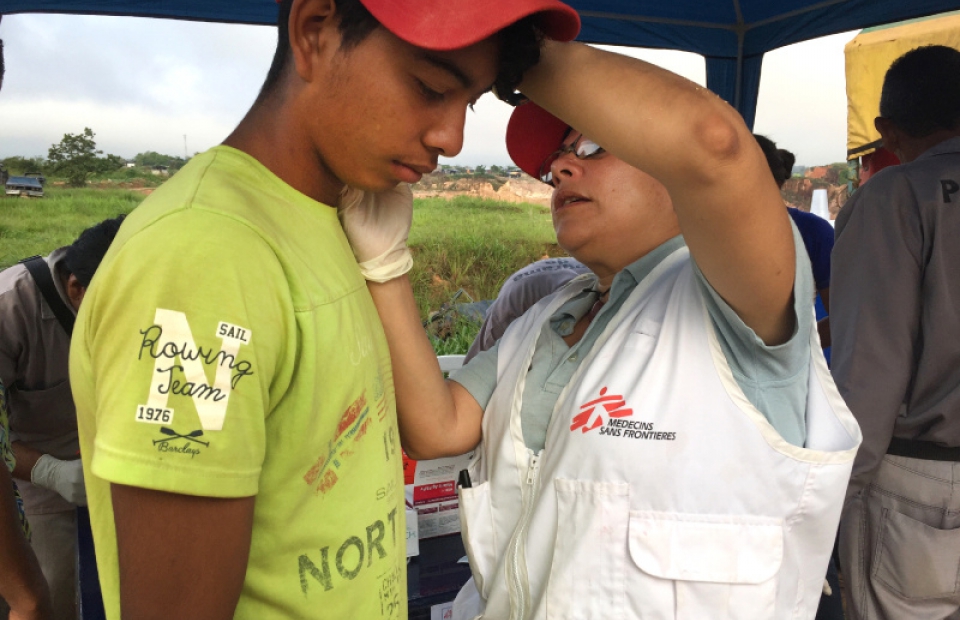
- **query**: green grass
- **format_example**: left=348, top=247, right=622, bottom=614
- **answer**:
left=0, top=190, right=564, bottom=354
left=0, top=188, right=143, bottom=268
left=409, top=196, right=562, bottom=318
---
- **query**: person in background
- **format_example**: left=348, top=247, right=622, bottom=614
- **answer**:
left=464, top=257, right=590, bottom=362
left=345, top=39, right=860, bottom=619
left=0, top=25, right=54, bottom=620
left=832, top=45, right=960, bottom=620
left=69, top=1, right=580, bottom=618
left=0, top=216, right=123, bottom=620
left=755, top=135, right=834, bottom=350
left=1, top=380, right=53, bottom=620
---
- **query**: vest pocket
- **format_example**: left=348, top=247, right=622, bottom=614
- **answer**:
left=458, top=482, right=496, bottom=599
left=627, top=511, right=784, bottom=620
left=872, top=507, right=960, bottom=599
left=545, top=479, right=630, bottom=619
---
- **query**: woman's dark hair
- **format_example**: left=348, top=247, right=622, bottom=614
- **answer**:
left=63, top=215, right=126, bottom=287
left=880, top=45, right=960, bottom=138
left=777, top=149, right=795, bottom=182
left=257, top=0, right=543, bottom=105
left=753, top=134, right=790, bottom=188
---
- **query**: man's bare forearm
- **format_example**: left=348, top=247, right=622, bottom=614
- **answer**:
left=0, top=465, right=52, bottom=619
left=10, top=441, right=43, bottom=481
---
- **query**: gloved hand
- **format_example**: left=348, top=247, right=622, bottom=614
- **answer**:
left=30, top=455, right=87, bottom=506
left=338, top=184, right=414, bottom=283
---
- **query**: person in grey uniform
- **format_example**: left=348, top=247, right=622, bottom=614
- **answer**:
left=464, top=257, right=590, bottom=362
left=832, top=45, right=960, bottom=620
left=0, top=216, right=124, bottom=620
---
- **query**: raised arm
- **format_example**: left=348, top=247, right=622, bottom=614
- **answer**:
left=368, top=278, right=484, bottom=460
left=520, top=42, right=796, bottom=344
left=338, top=186, right=484, bottom=460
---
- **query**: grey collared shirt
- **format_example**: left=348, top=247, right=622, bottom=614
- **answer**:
left=832, top=136, right=960, bottom=498
left=0, top=249, right=79, bottom=513
left=454, top=227, right=814, bottom=451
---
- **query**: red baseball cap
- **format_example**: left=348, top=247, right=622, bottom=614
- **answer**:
left=359, top=0, right=580, bottom=51
left=506, top=101, right=571, bottom=179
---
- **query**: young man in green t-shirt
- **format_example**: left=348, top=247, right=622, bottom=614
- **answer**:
left=69, top=1, right=579, bottom=618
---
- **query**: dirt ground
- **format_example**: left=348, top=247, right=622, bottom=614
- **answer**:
left=413, top=175, right=551, bottom=207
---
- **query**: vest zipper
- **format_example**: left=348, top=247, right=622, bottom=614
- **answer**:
left=506, top=452, right=541, bottom=620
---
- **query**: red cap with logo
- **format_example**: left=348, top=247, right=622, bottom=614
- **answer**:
left=359, top=0, right=580, bottom=51
left=506, top=101, right=570, bottom=180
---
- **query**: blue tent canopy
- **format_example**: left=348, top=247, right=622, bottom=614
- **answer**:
left=5, top=0, right=960, bottom=127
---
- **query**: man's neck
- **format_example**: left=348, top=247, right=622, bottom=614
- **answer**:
left=223, top=94, right=344, bottom=207
left=899, top=129, right=960, bottom=163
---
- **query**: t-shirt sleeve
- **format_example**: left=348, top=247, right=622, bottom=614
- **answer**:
left=80, top=210, right=295, bottom=498
left=449, top=341, right=500, bottom=411
left=692, top=221, right=814, bottom=447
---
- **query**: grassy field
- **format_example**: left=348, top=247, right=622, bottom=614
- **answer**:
left=0, top=188, right=143, bottom=268
left=0, top=188, right=563, bottom=353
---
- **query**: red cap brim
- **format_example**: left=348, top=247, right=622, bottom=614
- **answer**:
left=361, top=0, right=580, bottom=51
left=506, top=102, right=570, bottom=179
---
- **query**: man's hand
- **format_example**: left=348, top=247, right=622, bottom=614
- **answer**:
left=9, top=601, right=53, bottom=620
left=30, top=455, right=86, bottom=506
left=338, top=184, right=414, bottom=282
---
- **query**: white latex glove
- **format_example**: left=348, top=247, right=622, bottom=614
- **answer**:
left=30, top=455, right=87, bottom=506
left=338, top=184, right=414, bottom=283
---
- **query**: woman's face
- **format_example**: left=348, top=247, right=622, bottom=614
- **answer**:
left=545, top=132, right=679, bottom=278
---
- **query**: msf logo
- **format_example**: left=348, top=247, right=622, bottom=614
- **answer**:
left=570, top=386, right=633, bottom=433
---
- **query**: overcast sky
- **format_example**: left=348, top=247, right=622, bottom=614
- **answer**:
left=0, top=13, right=855, bottom=167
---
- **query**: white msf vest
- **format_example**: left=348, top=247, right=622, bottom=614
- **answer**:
left=455, top=248, right=861, bottom=620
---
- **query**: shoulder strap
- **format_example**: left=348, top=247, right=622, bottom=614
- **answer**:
left=20, top=256, right=74, bottom=337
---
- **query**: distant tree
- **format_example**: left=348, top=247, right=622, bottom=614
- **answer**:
left=47, top=128, right=115, bottom=187
left=490, top=164, right=503, bottom=175
left=134, top=151, right=188, bottom=171
left=102, top=154, right=127, bottom=172
left=475, top=165, right=487, bottom=175
left=2, top=156, right=47, bottom=175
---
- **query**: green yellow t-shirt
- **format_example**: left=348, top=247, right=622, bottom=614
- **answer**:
left=71, top=146, right=407, bottom=619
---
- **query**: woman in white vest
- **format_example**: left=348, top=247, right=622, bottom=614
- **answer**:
left=340, top=40, right=861, bottom=620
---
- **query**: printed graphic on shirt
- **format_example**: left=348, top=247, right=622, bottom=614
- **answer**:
left=373, top=374, right=387, bottom=422
left=152, top=427, right=209, bottom=458
left=571, top=386, right=677, bottom=440
left=137, top=309, right=255, bottom=431
left=303, top=389, right=378, bottom=496
left=941, top=179, right=959, bottom=203
left=570, top=386, right=633, bottom=432
left=298, top=506, right=401, bottom=614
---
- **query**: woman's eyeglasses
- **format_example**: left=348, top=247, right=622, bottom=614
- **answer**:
left=538, top=134, right=606, bottom=184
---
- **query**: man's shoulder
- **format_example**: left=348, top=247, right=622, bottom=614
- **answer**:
left=787, top=208, right=833, bottom=240
left=0, top=262, right=38, bottom=310
left=0, top=262, right=29, bottom=293
left=503, top=258, right=590, bottom=293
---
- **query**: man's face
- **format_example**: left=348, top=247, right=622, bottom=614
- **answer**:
left=303, top=25, right=499, bottom=195
left=547, top=131, right=678, bottom=270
